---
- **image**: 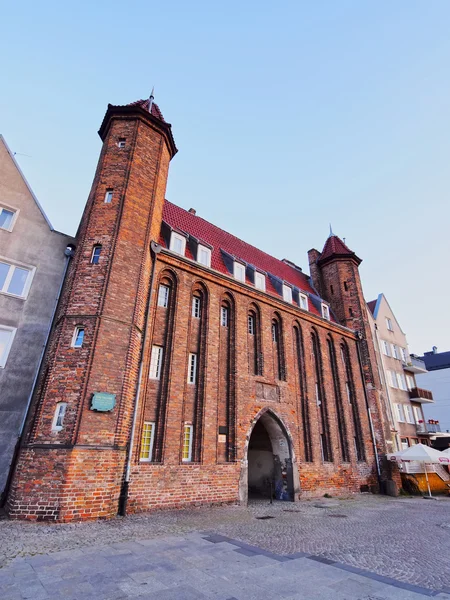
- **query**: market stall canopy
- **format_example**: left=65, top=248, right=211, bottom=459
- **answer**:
left=388, top=443, right=450, bottom=464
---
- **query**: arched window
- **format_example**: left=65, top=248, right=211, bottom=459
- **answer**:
left=248, top=304, right=263, bottom=376
left=272, top=314, right=286, bottom=381
left=341, top=341, right=365, bottom=461
left=327, top=336, right=349, bottom=462
left=311, top=329, right=332, bottom=462
left=218, top=293, right=236, bottom=462
left=294, top=323, right=312, bottom=462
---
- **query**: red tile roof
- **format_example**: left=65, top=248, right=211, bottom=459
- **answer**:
left=161, top=201, right=326, bottom=318
left=128, top=98, right=166, bottom=122
left=320, top=235, right=355, bottom=261
left=367, top=300, right=377, bottom=315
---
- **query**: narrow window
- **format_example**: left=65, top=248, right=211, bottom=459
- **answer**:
left=282, top=284, right=293, bottom=303
left=299, top=293, right=308, bottom=310
left=140, top=422, right=155, bottom=461
left=346, top=382, right=351, bottom=404
left=341, top=341, right=365, bottom=461
left=157, top=284, right=170, bottom=308
left=321, top=304, right=330, bottom=320
left=294, top=325, right=312, bottom=461
left=234, top=261, right=246, bottom=282
left=272, top=321, right=278, bottom=342
left=71, top=327, right=85, bottom=348
left=254, top=272, right=266, bottom=291
left=401, top=347, right=407, bottom=363
left=0, top=207, right=16, bottom=231
left=91, top=245, right=102, bottom=264
left=413, top=405, right=422, bottom=423
left=330, top=284, right=334, bottom=295
left=396, top=404, right=405, bottom=422
left=349, top=307, right=353, bottom=317
left=221, top=306, right=229, bottom=327
left=118, top=138, right=126, bottom=148
left=396, top=372, right=407, bottom=391
left=149, top=345, right=163, bottom=379
left=382, top=341, right=391, bottom=357
left=182, top=424, right=193, bottom=462
left=52, top=402, right=67, bottom=432
left=392, top=344, right=400, bottom=360
left=104, top=189, right=113, bottom=203
left=197, top=245, right=211, bottom=267
left=248, top=315, right=255, bottom=335
left=405, top=405, right=414, bottom=423
left=170, top=232, right=186, bottom=255
left=192, top=296, right=201, bottom=318
left=188, top=353, right=197, bottom=384
left=386, top=317, right=393, bottom=331
left=406, top=375, right=415, bottom=391
left=272, top=318, right=285, bottom=380
left=0, top=325, right=16, bottom=367
left=344, top=281, right=348, bottom=291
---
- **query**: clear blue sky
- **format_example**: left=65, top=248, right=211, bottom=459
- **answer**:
left=2, top=1, right=449, bottom=354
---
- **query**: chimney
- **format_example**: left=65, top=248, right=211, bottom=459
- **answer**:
left=433, top=346, right=438, bottom=354
left=188, top=208, right=196, bottom=215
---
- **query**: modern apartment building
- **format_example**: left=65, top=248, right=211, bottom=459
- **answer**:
left=367, top=294, right=433, bottom=451
left=0, top=136, right=73, bottom=501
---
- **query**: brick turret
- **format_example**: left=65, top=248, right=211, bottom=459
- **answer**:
left=6, top=96, right=177, bottom=521
left=308, top=235, right=392, bottom=482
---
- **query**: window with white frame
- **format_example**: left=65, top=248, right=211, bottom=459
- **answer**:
left=400, top=347, right=407, bottom=363
left=140, top=421, right=155, bottom=461
left=149, top=345, right=163, bottom=379
left=386, top=317, right=394, bottom=331
left=381, top=340, right=391, bottom=357
left=0, top=207, right=17, bottom=231
left=345, top=382, right=352, bottom=404
left=104, top=189, right=113, bottom=204
left=118, top=138, right=126, bottom=148
left=169, top=232, right=186, bottom=255
left=0, top=325, right=16, bottom=368
left=91, top=245, right=102, bottom=265
left=157, top=284, right=170, bottom=308
left=387, top=370, right=397, bottom=388
left=406, top=375, right=415, bottom=391
left=413, top=405, right=422, bottom=423
left=221, top=306, right=229, bottom=327
left=248, top=314, right=255, bottom=335
left=52, top=402, right=67, bottom=432
left=188, top=353, right=197, bottom=384
left=71, top=327, right=85, bottom=348
left=192, top=296, right=201, bottom=318
left=233, top=261, right=246, bottom=282
left=321, top=304, right=330, bottom=320
left=396, top=372, right=407, bottom=391
left=254, top=271, right=266, bottom=291
left=315, top=382, right=321, bottom=406
left=392, top=344, right=400, bottom=360
left=299, top=293, right=308, bottom=310
left=404, top=404, right=414, bottom=424
left=395, top=404, right=405, bottom=422
left=282, top=284, right=293, bottom=304
left=400, top=437, right=409, bottom=450
left=0, top=260, right=34, bottom=298
left=197, top=245, right=211, bottom=267
left=182, top=424, right=193, bottom=462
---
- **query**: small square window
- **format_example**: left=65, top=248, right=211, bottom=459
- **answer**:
left=170, top=232, right=186, bottom=255
left=182, top=424, right=193, bottom=462
left=234, top=262, right=246, bottom=282
left=157, top=284, right=170, bottom=308
left=118, top=138, right=126, bottom=148
left=321, top=304, right=330, bottom=320
left=0, top=207, right=16, bottom=231
left=282, top=284, right=293, bottom=304
left=72, top=327, right=85, bottom=348
left=254, top=272, right=266, bottom=291
left=192, top=296, right=201, bottom=318
left=52, top=402, right=67, bottom=432
left=91, top=245, right=102, bottom=264
left=140, top=421, right=155, bottom=461
left=197, top=245, right=211, bottom=267
left=104, top=189, right=113, bottom=204
left=299, top=293, right=308, bottom=311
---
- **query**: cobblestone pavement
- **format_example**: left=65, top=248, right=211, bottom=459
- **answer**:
left=0, top=495, right=449, bottom=597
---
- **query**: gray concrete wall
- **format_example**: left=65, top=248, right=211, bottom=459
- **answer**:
left=416, top=368, right=450, bottom=433
left=0, top=136, right=73, bottom=497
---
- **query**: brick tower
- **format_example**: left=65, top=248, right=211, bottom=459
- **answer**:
left=6, top=95, right=177, bottom=521
left=308, top=234, right=392, bottom=484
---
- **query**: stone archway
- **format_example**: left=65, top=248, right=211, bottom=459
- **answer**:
left=239, top=409, right=300, bottom=504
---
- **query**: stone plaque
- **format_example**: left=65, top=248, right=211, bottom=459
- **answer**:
left=255, top=382, right=280, bottom=402
left=91, top=392, right=116, bottom=412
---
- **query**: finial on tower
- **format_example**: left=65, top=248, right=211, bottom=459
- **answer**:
left=148, top=87, right=155, bottom=113
left=329, top=223, right=334, bottom=238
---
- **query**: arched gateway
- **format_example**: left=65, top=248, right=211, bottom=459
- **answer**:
left=239, top=409, right=300, bottom=504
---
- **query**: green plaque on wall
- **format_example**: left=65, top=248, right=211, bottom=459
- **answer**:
left=91, top=392, right=116, bottom=412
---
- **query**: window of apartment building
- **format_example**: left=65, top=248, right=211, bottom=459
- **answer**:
left=0, top=206, right=17, bottom=231
left=188, top=353, right=197, bottom=384
left=396, top=372, right=407, bottom=391
left=248, top=314, right=255, bottom=335
left=91, top=245, right=102, bottom=264
left=400, top=347, right=407, bottom=363
left=413, top=405, right=422, bottom=423
left=381, top=340, right=391, bottom=357
left=140, top=422, right=155, bottom=461
left=0, top=325, right=16, bottom=368
left=392, top=344, right=400, bottom=360
left=71, top=326, right=85, bottom=348
left=400, top=437, right=409, bottom=450
left=406, top=375, right=415, bottom=391
left=221, top=306, right=229, bottom=327
left=254, top=271, right=266, bottom=291
left=282, top=284, right=293, bottom=304
left=233, top=261, right=246, bottom=282
left=192, top=296, right=201, bottom=318
left=386, top=317, right=394, bottom=331
left=404, top=404, right=414, bottom=424
left=182, top=424, right=193, bottom=462
left=387, top=370, right=397, bottom=388
left=149, top=345, right=163, bottom=379
left=0, top=260, right=34, bottom=298
left=51, top=402, right=67, bottom=432
left=396, top=404, right=405, bottom=422
left=321, top=304, right=330, bottom=320
left=299, top=293, right=308, bottom=311
left=410, top=438, right=419, bottom=445
left=104, top=189, right=113, bottom=203
left=157, top=284, right=170, bottom=308
left=197, top=245, right=211, bottom=267
left=169, top=232, right=186, bottom=255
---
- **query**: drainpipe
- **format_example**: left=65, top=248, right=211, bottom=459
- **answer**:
left=1, top=245, right=74, bottom=506
left=119, top=241, right=161, bottom=516
left=355, top=333, right=382, bottom=490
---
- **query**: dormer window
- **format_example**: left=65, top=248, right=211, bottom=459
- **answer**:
left=321, top=304, right=330, bottom=320
left=197, top=245, right=211, bottom=267
left=170, top=232, right=186, bottom=256
left=282, top=284, right=293, bottom=304
left=233, top=261, right=246, bottom=282
left=254, top=271, right=266, bottom=291
left=299, top=293, right=308, bottom=311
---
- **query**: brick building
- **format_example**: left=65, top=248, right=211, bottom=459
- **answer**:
left=6, top=96, right=395, bottom=521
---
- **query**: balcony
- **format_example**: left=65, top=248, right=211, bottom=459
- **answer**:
left=409, top=387, right=434, bottom=404
left=403, top=356, right=427, bottom=374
